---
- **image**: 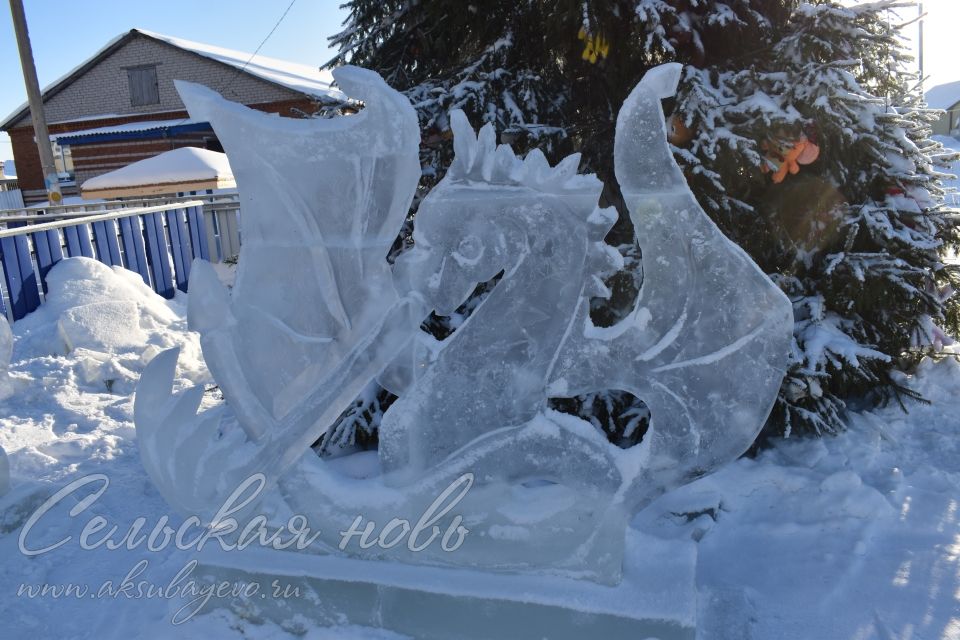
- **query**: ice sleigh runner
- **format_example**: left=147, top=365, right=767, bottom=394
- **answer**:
left=135, top=63, right=792, bottom=638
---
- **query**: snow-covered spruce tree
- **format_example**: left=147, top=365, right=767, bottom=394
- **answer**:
left=672, top=2, right=960, bottom=435
left=315, top=0, right=959, bottom=453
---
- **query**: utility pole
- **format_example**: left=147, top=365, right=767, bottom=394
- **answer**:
left=8, top=0, right=61, bottom=204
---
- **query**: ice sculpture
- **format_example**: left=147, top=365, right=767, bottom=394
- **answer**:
left=135, top=63, right=792, bottom=584
left=547, top=64, right=795, bottom=507
left=378, top=110, right=621, bottom=478
left=137, top=68, right=427, bottom=516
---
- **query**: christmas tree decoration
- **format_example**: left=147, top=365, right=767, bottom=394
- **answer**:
left=761, top=133, right=821, bottom=184
left=577, top=26, right=610, bottom=64
left=667, top=114, right=694, bottom=146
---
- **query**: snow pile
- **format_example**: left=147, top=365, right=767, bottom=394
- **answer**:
left=11, top=257, right=207, bottom=394
left=635, top=355, right=960, bottom=639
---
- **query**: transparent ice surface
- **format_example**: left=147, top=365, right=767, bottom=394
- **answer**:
left=177, top=66, right=422, bottom=435
left=135, top=64, right=792, bottom=585
left=548, top=63, right=795, bottom=511
left=137, top=67, right=426, bottom=517
left=378, top=109, right=617, bottom=478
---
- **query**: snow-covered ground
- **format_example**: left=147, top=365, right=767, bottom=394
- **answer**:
left=1, top=257, right=958, bottom=639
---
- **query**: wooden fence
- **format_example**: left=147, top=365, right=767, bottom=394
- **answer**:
left=0, top=194, right=241, bottom=322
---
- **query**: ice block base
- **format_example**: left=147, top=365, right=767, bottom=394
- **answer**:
left=189, top=529, right=697, bottom=639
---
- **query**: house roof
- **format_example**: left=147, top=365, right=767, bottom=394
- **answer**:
left=138, top=30, right=342, bottom=102
left=50, top=118, right=210, bottom=146
left=925, top=80, right=960, bottom=111
left=80, top=146, right=234, bottom=198
left=1, top=28, right=345, bottom=131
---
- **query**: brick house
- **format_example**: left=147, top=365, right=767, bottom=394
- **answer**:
left=1, top=29, right=344, bottom=203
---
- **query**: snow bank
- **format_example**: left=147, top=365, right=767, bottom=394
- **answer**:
left=11, top=257, right=207, bottom=393
left=635, top=354, right=960, bottom=639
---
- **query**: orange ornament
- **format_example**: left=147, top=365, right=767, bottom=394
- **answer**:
left=762, top=135, right=820, bottom=184
left=667, top=115, right=694, bottom=146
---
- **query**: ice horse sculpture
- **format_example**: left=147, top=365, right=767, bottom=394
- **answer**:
left=135, top=64, right=792, bottom=585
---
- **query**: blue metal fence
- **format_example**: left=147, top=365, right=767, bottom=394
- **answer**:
left=0, top=201, right=208, bottom=321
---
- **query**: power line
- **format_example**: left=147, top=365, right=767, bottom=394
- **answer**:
left=218, top=0, right=298, bottom=97
left=163, top=0, right=299, bottom=131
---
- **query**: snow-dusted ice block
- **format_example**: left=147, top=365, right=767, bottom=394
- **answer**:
left=190, top=530, right=696, bottom=640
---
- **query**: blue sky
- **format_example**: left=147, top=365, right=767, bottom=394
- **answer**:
left=0, top=0, right=348, bottom=160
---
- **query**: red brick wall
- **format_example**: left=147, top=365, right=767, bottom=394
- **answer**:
left=9, top=97, right=320, bottom=202
left=8, top=126, right=45, bottom=194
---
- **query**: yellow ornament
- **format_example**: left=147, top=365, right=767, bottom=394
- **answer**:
left=578, top=27, right=610, bottom=64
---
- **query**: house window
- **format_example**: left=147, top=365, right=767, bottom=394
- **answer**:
left=128, top=65, right=159, bottom=106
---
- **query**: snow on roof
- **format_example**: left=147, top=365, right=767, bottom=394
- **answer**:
left=48, top=109, right=186, bottom=126
left=49, top=118, right=206, bottom=142
left=136, top=29, right=344, bottom=103
left=81, top=147, right=233, bottom=195
left=1, top=29, right=345, bottom=130
left=925, top=80, right=960, bottom=111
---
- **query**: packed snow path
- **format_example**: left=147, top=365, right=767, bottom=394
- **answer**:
left=0, top=258, right=958, bottom=639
